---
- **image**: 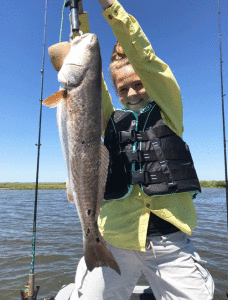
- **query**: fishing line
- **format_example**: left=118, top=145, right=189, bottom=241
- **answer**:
left=60, top=0, right=67, bottom=42
left=20, top=0, right=48, bottom=299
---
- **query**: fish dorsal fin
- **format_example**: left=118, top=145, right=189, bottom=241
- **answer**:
left=95, top=141, right=109, bottom=220
left=43, top=89, right=68, bottom=108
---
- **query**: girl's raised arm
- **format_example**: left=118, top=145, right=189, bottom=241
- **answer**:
left=97, top=0, right=116, bottom=10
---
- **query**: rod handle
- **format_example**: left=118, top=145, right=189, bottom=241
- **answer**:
left=28, top=274, right=34, bottom=299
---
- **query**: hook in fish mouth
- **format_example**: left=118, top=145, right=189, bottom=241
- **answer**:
left=70, top=30, right=83, bottom=39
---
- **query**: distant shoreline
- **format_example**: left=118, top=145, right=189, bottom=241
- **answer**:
left=0, top=182, right=66, bottom=190
left=0, top=181, right=226, bottom=190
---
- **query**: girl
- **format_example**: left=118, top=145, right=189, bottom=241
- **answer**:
left=68, top=0, right=215, bottom=299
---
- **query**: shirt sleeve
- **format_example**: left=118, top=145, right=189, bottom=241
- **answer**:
left=102, top=1, right=183, bottom=137
left=79, top=13, right=115, bottom=132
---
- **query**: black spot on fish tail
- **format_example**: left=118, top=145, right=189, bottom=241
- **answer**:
left=87, top=209, right=91, bottom=215
left=96, top=237, right=100, bottom=243
left=82, top=141, right=85, bottom=144
left=86, top=228, right=90, bottom=236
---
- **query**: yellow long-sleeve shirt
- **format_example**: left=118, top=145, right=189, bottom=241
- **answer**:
left=78, top=2, right=198, bottom=252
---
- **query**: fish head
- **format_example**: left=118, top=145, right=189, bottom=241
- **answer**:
left=58, top=33, right=101, bottom=88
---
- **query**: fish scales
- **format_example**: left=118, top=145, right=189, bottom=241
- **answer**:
left=43, top=34, right=120, bottom=275
left=68, top=85, right=101, bottom=217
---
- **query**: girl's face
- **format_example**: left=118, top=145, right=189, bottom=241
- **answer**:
left=114, top=64, right=150, bottom=113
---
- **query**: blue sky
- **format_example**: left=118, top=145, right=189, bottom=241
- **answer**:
left=1, top=0, right=228, bottom=182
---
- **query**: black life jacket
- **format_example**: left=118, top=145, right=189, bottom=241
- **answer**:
left=104, top=102, right=201, bottom=201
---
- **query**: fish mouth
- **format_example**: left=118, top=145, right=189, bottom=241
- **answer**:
left=86, top=34, right=98, bottom=50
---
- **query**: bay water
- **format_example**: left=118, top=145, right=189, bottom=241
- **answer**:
left=0, top=188, right=227, bottom=300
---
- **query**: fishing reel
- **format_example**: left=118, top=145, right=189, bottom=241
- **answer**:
left=20, top=284, right=39, bottom=300
left=65, top=0, right=81, bottom=33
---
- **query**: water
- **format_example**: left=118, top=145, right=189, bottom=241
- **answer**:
left=0, top=188, right=227, bottom=300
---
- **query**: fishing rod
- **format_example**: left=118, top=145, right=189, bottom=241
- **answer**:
left=20, top=0, right=48, bottom=299
left=20, top=1, right=81, bottom=298
left=218, top=0, right=228, bottom=226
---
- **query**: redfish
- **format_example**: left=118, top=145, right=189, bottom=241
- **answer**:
left=43, top=34, right=120, bottom=275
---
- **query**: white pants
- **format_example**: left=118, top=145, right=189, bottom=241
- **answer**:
left=70, top=231, right=214, bottom=300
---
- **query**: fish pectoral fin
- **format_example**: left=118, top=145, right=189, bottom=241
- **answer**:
left=43, top=89, right=68, bottom=108
left=95, top=141, right=110, bottom=220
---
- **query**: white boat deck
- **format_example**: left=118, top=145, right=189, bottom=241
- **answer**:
left=54, top=284, right=156, bottom=300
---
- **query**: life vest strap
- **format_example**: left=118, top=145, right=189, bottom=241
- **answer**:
left=130, top=168, right=197, bottom=185
left=121, top=148, right=192, bottom=164
left=131, top=170, right=166, bottom=185
left=121, top=150, right=157, bottom=163
left=152, top=141, right=175, bottom=186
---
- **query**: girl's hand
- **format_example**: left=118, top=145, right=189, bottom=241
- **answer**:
left=98, top=0, right=116, bottom=10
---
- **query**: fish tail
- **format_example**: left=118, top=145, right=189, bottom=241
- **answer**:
left=84, top=233, right=121, bottom=275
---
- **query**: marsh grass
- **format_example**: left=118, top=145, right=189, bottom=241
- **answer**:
left=0, top=181, right=226, bottom=190
left=0, top=182, right=66, bottom=190
left=199, top=180, right=226, bottom=188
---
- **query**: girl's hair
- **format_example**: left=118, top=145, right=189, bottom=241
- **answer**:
left=109, top=42, right=131, bottom=91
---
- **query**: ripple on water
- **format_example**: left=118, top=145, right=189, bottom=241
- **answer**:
left=0, top=188, right=227, bottom=300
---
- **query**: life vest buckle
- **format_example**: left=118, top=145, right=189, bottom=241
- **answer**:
left=131, top=170, right=151, bottom=185
left=118, top=129, right=136, bottom=144
left=121, top=150, right=145, bottom=163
